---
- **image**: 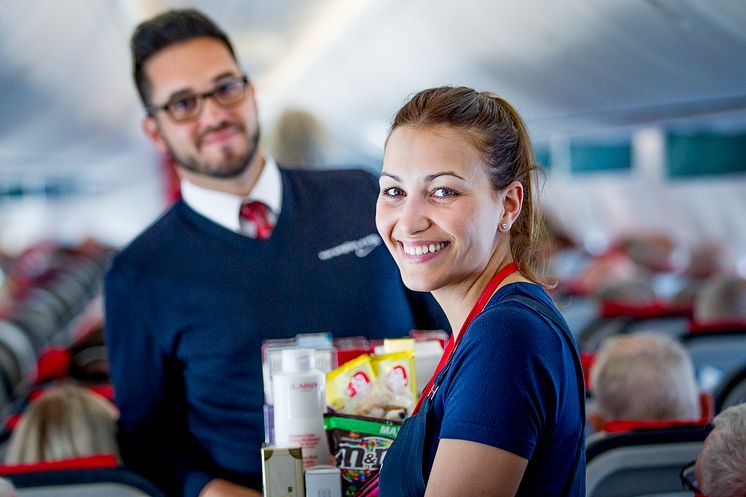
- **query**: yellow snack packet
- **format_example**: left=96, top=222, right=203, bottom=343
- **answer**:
left=371, top=351, right=417, bottom=411
left=326, top=354, right=376, bottom=412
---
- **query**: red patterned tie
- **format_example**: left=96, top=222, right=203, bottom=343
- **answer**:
left=239, top=201, right=274, bottom=239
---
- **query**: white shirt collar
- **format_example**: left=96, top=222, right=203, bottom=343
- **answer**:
left=180, top=155, right=282, bottom=233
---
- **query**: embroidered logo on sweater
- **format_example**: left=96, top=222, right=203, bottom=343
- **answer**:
left=318, top=234, right=382, bottom=260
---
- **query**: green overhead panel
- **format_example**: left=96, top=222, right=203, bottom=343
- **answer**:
left=569, top=141, right=631, bottom=174
left=666, top=131, right=746, bottom=177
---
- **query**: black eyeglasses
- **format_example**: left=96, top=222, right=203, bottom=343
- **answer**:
left=680, top=459, right=703, bottom=495
left=148, top=75, right=249, bottom=122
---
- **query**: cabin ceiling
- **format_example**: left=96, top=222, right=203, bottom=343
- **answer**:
left=1, top=0, right=745, bottom=178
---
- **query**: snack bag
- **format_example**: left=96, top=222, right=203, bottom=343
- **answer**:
left=369, top=351, right=416, bottom=419
left=326, top=354, right=376, bottom=412
left=324, top=413, right=401, bottom=497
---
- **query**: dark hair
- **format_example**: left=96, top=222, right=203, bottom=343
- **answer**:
left=131, top=9, right=237, bottom=106
left=388, top=86, right=549, bottom=284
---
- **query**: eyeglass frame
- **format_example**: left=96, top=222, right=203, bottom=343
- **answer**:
left=679, top=459, right=704, bottom=495
left=146, top=74, right=250, bottom=123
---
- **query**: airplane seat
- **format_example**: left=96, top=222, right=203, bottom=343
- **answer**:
left=553, top=294, right=599, bottom=339
left=8, top=307, right=58, bottom=352
left=577, top=316, right=632, bottom=352
left=23, top=289, right=68, bottom=328
left=713, top=361, right=746, bottom=413
left=578, top=300, right=692, bottom=352
left=0, top=326, right=114, bottom=446
left=0, top=455, right=166, bottom=497
left=681, top=321, right=746, bottom=393
left=586, top=422, right=711, bottom=497
left=0, top=321, right=37, bottom=401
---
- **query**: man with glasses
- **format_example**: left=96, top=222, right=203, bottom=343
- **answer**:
left=681, top=403, right=746, bottom=497
left=104, top=9, right=445, bottom=497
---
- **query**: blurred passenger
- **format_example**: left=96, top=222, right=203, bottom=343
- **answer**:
left=374, top=86, right=585, bottom=496
left=595, top=274, right=657, bottom=304
left=106, top=8, right=446, bottom=497
left=4, top=385, right=119, bottom=464
left=685, top=242, right=725, bottom=281
left=694, top=275, right=746, bottom=323
left=692, top=403, right=746, bottom=497
left=589, top=333, right=701, bottom=431
left=618, top=232, right=678, bottom=272
left=576, top=251, right=649, bottom=296
left=671, top=242, right=726, bottom=308
left=267, top=108, right=330, bottom=168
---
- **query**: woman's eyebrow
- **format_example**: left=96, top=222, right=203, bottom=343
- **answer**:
left=425, top=171, right=466, bottom=182
left=380, top=171, right=467, bottom=182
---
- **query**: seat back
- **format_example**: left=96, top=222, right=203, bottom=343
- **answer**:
left=681, top=328, right=746, bottom=391
left=0, top=457, right=165, bottom=497
left=9, top=469, right=165, bottom=497
left=713, top=362, right=746, bottom=413
left=586, top=425, right=710, bottom=497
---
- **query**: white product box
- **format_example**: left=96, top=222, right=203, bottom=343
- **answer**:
left=305, top=465, right=342, bottom=497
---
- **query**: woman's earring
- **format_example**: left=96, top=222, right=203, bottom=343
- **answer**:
left=500, top=223, right=509, bottom=232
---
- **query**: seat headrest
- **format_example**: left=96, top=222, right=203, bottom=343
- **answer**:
left=600, top=300, right=691, bottom=319
left=0, top=454, right=118, bottom=476
left=688, top=319, right=746, bottom=334
left=603, top=418, right=710, bottom=434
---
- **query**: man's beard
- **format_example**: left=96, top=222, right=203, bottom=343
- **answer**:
left=168, top=123, right=261, bottom=179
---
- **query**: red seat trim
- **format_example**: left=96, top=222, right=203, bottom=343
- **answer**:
left=0, top=454, right=118, bottom=475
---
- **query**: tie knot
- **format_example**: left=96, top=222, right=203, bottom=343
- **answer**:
left=239, top=201, right=274, bottom=239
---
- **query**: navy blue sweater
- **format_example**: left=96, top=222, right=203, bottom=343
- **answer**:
left=104, top=168, right=446, bottom=497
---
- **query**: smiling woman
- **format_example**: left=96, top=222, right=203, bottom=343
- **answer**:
left=370, top=86, right=586, bottom=497
left=377, top=124, right=509, bottom=297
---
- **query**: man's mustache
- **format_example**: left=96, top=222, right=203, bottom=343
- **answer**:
left=197, top=122, right=246, bottom=148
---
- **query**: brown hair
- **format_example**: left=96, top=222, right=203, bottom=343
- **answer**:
left=388, top=86, right=549, bottom=284
left=131, top=9, right=237, bottom=107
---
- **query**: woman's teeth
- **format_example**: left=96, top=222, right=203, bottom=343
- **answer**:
left=403, top=242, right=446, bottom=256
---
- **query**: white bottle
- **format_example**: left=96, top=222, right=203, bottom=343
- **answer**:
left=273, top=348, right=330, bottom=468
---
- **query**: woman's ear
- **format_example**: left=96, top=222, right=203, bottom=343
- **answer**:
left=501, top=180, right=524, bottom=228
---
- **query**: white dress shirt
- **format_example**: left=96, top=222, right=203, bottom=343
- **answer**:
left=180, top=156, right=282, bottom=233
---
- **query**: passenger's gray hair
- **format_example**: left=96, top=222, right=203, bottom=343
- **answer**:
left=591, top=333, right=700, bottom=421
left=699, top=403, right=746, bottom=497
left=694, top=275, right=746, bottom=322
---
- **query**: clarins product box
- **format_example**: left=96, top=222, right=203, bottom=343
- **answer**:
left=261, top=446, right=304, bottom=497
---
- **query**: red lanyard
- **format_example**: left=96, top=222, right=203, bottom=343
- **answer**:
left=412, top=261, right=519, bottom=414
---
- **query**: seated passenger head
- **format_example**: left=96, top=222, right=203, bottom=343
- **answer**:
left=694, top=275, right=746, bottom=323
left=268, top=108, right=330, bottom=167
left=684, top=242, right=724, bottom=280
left=578, top=252, right=648, bottom=296
left=594, top=274, right=656, bottom=304
left=619, top=232, right=677, bottom=272
left=590, top=333, right=700, bottom=430
left=696, top=403, right=746, bottom=497
left=4, top=384, right=119, bottom=464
